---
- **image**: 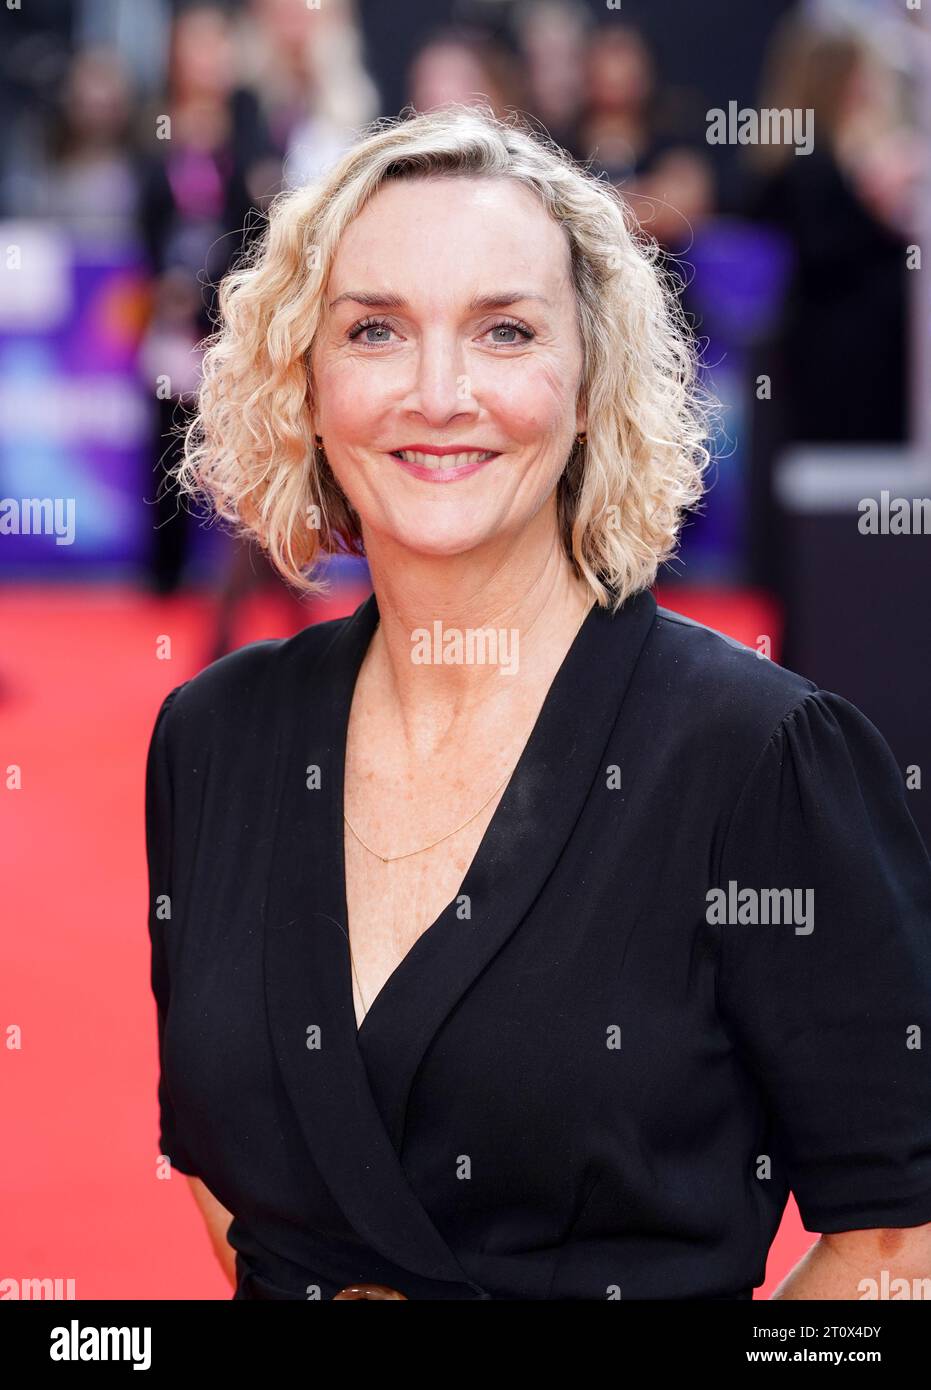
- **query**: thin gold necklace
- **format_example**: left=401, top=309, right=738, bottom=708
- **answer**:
left=345, top=594, right=593, bottom=1024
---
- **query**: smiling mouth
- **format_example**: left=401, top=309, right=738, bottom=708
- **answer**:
left=390, top=449, right=499, bottom=470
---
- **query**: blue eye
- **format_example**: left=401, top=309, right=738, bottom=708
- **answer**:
left=348, top=318, right=395, bottom=345
left=486, top=320, right=534, bottom=345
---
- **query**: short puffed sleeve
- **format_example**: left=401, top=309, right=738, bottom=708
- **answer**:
left=145, top=683, right=199, bottom=1177
left=713, top=688, right=931, bottom=1233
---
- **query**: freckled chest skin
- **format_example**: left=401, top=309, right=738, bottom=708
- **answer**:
left=342, top=638, right=562, bottom=1029
left=342, top=754, right=505, bottom=1031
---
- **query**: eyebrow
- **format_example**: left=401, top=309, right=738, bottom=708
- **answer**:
left=327, top=290, right=551, bottom=311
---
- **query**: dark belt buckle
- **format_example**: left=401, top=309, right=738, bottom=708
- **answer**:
left=333, top=1283, right=408, bottom=1300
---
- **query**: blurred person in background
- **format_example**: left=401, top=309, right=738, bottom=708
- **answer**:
left=573, top=23, right=661, bottom=181
left=11, top=45, right=145, bottom=251
left=0, top=5, right=91, bottom=221
left=573, top=23, right=715, bottom=253
left=136, top=0, right=276, bottom=649
left=407, top=27, right=527, bottom=119
left=568, top=19, right=714, bottom=582
left=514, top=0, right=590, bottom=151
left=237, top=0, right=378, bottom=190
left=747, top=16, right=919, bottom=445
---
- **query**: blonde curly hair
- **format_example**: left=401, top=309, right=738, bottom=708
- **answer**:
left=177, top=104, right=713, bottom=611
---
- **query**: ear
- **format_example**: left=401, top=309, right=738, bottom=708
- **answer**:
left=575, top=397, right=587, bottom=435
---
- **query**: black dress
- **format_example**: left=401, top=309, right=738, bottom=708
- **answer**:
left=145, top=587, right=931, bottom=1300
left=748, top=147, right=909, bottom=444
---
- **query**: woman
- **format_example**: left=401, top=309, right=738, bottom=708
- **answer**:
left=147, top=106, right=931, bottom=1300
left=747, top=20, right=914, bottom=445
left=138, top=2, right=274, bottom=596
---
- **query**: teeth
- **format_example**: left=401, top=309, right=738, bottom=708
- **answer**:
left=395, top=450, right=494, bottom=469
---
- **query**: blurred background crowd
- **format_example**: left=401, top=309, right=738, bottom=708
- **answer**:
left=1, top=0, right=929, bottom=830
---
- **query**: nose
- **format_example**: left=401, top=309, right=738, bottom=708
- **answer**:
left=403, top=330, right=479, bottom=430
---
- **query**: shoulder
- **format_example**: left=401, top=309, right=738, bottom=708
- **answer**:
left=635, top=601, right=819, bottom=764
left=651, top=602, right=814, bottom=704
left=155, top=612, right=353, bottom=745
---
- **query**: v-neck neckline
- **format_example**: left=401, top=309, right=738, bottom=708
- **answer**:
left=262, top=581, right=658, bottom=1281
left=334, top=590, right=600, bottom=1045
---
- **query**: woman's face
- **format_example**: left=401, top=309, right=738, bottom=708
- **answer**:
left=311, top=175, right=586, bottom=562
left=408, top=43, right=495, bottom=114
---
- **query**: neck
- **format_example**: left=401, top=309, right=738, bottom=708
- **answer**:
left=358, top=504, right=592, bottom=756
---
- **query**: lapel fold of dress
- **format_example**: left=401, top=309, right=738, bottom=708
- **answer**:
left=263, top=585, right=657, bottom=1290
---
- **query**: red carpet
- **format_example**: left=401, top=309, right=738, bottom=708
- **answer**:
left=0, top=582, right=805, bottom=1298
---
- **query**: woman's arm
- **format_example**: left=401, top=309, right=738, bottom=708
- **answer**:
left=186, top=1176, right=237, bottom=1290
left=771, top=1222, right=931, bottom=1299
